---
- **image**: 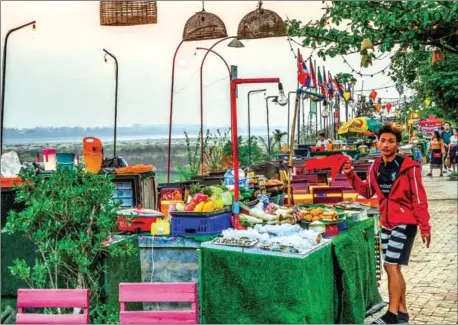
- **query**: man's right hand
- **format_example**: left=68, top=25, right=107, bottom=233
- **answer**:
left=341, top=161, right=353, bottom=175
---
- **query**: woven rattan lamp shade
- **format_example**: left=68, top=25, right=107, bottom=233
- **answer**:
left=100, top=1, right=157, bottom=26
left=237, top=5, right=286, bottom=40
left=182, top=10, right=227, bottom=41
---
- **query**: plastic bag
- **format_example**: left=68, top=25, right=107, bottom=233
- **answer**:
left=1, top=152, right=21, bottom=177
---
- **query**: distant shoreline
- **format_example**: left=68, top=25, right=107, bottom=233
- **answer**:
left=3, top=132, right=270, bottom=145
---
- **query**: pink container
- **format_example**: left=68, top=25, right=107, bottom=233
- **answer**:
left=42, top=148, right=57, bottom=171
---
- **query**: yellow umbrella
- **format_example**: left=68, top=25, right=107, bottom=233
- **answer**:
left=338, top=118, right=368, bottom=134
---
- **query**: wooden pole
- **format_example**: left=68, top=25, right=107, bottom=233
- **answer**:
left=287, top=93, right=300, bottom=206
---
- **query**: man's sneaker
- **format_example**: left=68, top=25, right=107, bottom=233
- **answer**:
left=371, top=311, right=398, bottom=324
left=398, top=312, right=409, bottom=323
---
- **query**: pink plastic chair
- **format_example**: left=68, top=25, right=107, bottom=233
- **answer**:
left=16, top=289, right=90, bottom=324
left=119, top=282, right=198, bottom=324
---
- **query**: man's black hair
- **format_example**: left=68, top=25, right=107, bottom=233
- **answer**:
left=319, top=133, right=325, bottom=137
left=378, top=124, right=402, bottom=143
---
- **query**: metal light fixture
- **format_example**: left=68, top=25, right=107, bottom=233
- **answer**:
left=277, top=82, right=288, bottom=106
left=227, top=38, right=245, bottom=48
left=237, top=1, right=286, bottom=40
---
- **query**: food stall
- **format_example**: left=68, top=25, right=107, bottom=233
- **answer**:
left=418, top=114, right=442, bottom=135
left=198, top=217, right=383, bottom=324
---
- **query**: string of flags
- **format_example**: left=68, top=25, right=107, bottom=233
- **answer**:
left=296, top=48, right=353, bottom=102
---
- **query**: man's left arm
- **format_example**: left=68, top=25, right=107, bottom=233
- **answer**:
left=409, top=166, right=431, bottom=234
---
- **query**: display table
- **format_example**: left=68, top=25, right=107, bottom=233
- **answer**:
left=332, top=219, right=383, bottom=324
left=199, top=241, right=335, bottom=324
left=198, top=219, right=382, bottom=324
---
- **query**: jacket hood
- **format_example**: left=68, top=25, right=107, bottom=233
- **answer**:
left=373, top=155, right=420, bottom=174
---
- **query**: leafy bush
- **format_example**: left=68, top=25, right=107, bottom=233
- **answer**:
left=4, top=165, right=136, bottom=323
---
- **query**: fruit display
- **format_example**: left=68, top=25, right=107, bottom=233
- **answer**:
left=176, top=184, right=228, bottom=214
left=160, top=188, right=183, bottom=201
left=298, top=206, right=342, bottom=222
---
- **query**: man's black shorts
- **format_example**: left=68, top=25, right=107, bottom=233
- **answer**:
left=381, top=224, right=418, bottom=265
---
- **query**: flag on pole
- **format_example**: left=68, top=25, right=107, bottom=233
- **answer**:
left=309, top=58, right=317, bottom=88
left=297, top=50, right=311, bottom=87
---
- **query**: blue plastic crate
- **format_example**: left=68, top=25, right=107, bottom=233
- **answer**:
left=112, top=189, right=133, bottom=199
left=171, top=212, right=231, bottom=237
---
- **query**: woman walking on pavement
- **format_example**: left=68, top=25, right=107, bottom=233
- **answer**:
left=426, top=131, right=446, bottom=177
left=448, top=127, right=458, bottom=173
left=342, top=124, right=431, bottom=324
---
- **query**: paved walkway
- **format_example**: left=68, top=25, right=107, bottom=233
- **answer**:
left=365, top=165, right=458, bottom=324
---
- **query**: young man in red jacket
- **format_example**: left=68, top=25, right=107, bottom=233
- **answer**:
left=342, top=124, right=431, bottom=324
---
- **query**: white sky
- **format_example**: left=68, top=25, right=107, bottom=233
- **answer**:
left=1, top=1, right=403, bottom=129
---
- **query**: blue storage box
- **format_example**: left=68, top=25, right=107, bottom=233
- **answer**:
left=112, top=189, right=133, bottom=199
left=113, top=198, right=134, bottom=207
left=171, top=212, right=231, bottom=237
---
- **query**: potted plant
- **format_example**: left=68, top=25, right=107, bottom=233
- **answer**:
left=449, top=171, right=458, bottom=181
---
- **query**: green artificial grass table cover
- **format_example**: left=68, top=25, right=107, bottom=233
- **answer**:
left=332, top=219, right=383, bottom=324
left=199, top=243, right=335, bottom=324
left=198, top=218, right=382, bottom=324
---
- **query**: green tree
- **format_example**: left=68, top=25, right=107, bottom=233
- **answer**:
left=287, top=1, right=458, bottom=59
left=389, top=49, right=458, bottom=123
left=258, top=129, right=288, bottom=154
left=4, top=166, right=135, bottom=323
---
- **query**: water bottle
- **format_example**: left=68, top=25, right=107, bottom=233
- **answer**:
left=224, top=168, right=235, bottom=189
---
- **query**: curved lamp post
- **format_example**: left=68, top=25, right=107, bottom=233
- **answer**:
left=247, top=88, right=266, bottom=166
left=230, top=77, right=281, bottom=229
left=286, top=91, right=296, bottom=144
left=264, top=95, right=278, bottom=160
left=102, top=49, right=119, bottom=157
left=166, top=4, right=228, bottom=182
left=197, top=36, right=243, bottom=175
left=1, top=21, right=36, bottom=155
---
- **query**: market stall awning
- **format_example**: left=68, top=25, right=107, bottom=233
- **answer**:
left=418, top=114, right=442, bottom=127
left=338, top=117, right=383, bottom=135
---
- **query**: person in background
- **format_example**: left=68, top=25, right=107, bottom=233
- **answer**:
left=342, top=124, right=431, bottom=324
left=316, top=133, right=326, bottom=147
left=426, top=131, right=446, bottom=177
left=448, top=127, right=458, bottom=173
left=440, top=122, right=453, bottom=172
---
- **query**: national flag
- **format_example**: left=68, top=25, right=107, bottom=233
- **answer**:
left=309, top=58, right=317, bottom=88
left=327, top=71, right=335, bottom=99
left=297, top=50, right=311, bottom=87
left=329, top=72, right=342, bottom=96
left=317, top=66, right=326, bottom=95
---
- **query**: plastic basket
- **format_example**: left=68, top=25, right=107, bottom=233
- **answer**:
left=169, top=208, right=230, bottom=218
left=171, top=212, right=231, bottom=237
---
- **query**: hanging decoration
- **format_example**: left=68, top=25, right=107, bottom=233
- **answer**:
left=361, top=38, right=374, bottom=51
left=424, top=98, right=431, bottom=106
left=360, top=38, right=374, bottom=68
left=375, top=104, right=382, bottom=112
left=369, top=90, right=377, bottom=101
left=431, top=50, right=445, bottom=64
left=343, top=91, right=351, bottom=101
left=386, top=103, right=392, bottom=112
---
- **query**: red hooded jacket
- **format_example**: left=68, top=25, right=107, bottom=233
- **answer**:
left=346, top=156, right=431, bottom=234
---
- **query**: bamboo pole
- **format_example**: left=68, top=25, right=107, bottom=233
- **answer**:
left=287, top=93, right=300, bottom=206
